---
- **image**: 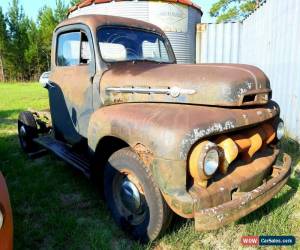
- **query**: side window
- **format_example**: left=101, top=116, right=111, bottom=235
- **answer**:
left=57, top=31, right=91, bottom=66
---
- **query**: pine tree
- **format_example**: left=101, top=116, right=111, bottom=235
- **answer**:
left=55, top=0, right=69, bottom=22
left=6, top=0, right=29, bottom=80
left=37, top=6, right=58, bottom=71
left=0, top=7, right=8, bottom=81
left=70, top=0, right=82, bottom=6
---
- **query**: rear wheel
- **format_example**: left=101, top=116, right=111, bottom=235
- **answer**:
left=104, top=148, right=173, bottom=242
left=18, top=111, right=38, bottom=153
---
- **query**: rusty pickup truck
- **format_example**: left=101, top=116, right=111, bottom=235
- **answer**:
left=18, top=15, right=291, bottom=242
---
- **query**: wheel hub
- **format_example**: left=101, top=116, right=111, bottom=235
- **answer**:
left=120, top=179, right=141, bottom=213
left=19, top=125, right=28, bottom=148
left=20, top=125, right=27, bottom=137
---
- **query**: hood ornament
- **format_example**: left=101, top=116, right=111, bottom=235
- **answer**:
left=106, top=86, right=196, bottom=98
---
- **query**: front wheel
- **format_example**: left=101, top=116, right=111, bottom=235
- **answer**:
left=18, top=111, right=38, bottom=153
left=104, top=148, right=173, bottom=242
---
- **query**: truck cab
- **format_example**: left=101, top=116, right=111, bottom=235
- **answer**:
left=18, top=15, right=291, bottom=242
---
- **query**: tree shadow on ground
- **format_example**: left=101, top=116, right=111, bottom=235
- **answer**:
left=0, top=109, right=23, bottom=127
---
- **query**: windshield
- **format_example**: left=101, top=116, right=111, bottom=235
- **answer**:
left=97, top=26, right=174, bottom=63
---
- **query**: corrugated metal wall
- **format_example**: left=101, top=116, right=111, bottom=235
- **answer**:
left=241, top=0, right=300, bottom=141
left=196, top=22, right=242, bottom=63
left=197, top=0, right=300, bottom=141
left=70, top=2, right=201, bottom=64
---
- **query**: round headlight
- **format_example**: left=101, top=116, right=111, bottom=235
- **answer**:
left=276, top=121, right=284, bottom=140
left=203, top=149, right=219, bottom=176
left=189, top=141, right=220, bottom=186
left=0, top=208, right=3, bottom=229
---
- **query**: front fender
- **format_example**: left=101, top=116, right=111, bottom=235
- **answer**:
left=87, top=102, right=279, bottom=217
left=87, top=103, right=196, bottom=217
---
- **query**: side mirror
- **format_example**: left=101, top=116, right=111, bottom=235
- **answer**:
left=39, top=71, right=50, bottom=88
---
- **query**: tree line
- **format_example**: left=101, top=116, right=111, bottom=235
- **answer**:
left=0, top=0, right=81, bottom=82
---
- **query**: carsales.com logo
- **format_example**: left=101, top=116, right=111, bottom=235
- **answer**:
left=241, top=236, right=296, bottom=246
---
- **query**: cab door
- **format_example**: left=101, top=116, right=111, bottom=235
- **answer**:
left=49, top=25, right=96, bottom=144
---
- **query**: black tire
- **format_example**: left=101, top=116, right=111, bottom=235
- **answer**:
left=18, top=111, right=38, bottom=153
left=104, top=148, right=173, bottom=242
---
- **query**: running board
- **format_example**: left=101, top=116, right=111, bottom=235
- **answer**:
left=34, top=136, right=91, bottom=178
left=28, top=148, right=48, bottom=159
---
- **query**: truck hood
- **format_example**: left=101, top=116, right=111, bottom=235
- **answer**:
left=100, top=62, right=271, bottom=107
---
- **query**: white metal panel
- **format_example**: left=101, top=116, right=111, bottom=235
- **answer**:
left=196, top=22, right=242, bottom=63
left=240, top=0, right=300, bottom=141
left=69, top=2, right=149, bottom=21
left=196, top=0, right=300, bottom=141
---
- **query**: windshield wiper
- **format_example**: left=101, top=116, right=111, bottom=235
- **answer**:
left=132, top=59, right=170, bottom=64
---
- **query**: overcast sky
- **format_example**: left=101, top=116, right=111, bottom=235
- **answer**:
left=0, top=0, right=216, bottom=23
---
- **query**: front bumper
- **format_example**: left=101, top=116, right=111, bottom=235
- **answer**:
left=0, top=172, right=13, bottom=250
left=194, top=153, right=291, bottom=231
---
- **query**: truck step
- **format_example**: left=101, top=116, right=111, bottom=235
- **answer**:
left=28, top=148, right=48, bottom=159
left=34, top=136, right=91, bottom=178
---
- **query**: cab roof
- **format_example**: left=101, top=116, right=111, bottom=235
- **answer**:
left=56, top=14, right=165, bottom=35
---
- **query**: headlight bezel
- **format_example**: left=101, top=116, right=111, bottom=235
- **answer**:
left=189, top=141, right=220, bottom=185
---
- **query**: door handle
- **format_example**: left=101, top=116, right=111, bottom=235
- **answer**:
left=89, top=76, right=94, bottom=84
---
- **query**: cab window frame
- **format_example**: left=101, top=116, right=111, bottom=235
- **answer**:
left=56, top=30, right=92, bottom=67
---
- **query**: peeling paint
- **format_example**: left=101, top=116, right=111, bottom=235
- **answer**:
left=180, top=120, right=235, bottom=158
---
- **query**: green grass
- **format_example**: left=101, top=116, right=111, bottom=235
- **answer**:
left=0, top=82, right=299, bottom=250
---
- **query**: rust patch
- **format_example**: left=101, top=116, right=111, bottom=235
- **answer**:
left=133, top=143, right=154, bottom=167
left=161, top=191, right=194, bottom=218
